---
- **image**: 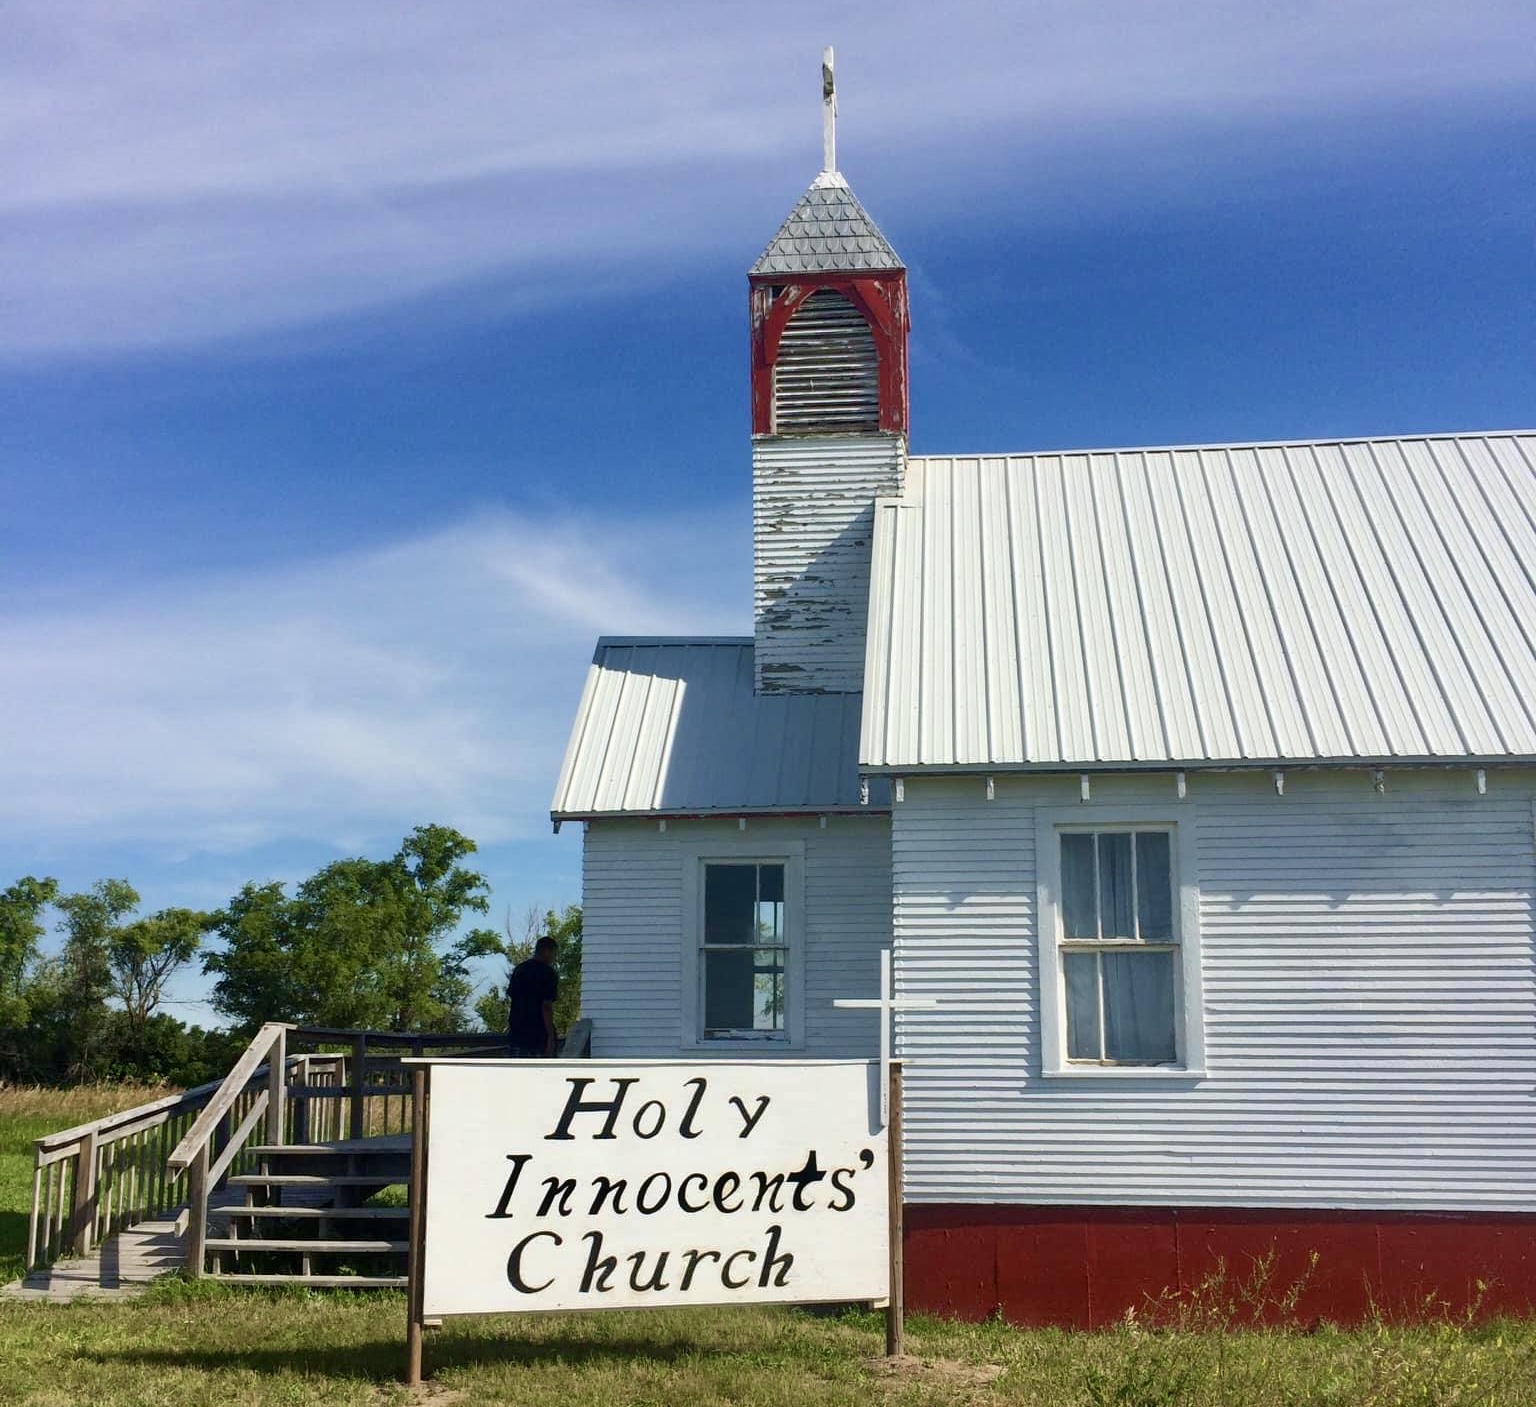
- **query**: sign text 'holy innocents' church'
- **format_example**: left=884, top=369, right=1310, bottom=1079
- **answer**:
left=420, top=1061, right=889, bottom=1316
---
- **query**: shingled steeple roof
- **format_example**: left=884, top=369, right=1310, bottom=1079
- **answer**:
left=749, top=171, right=904, bottom=276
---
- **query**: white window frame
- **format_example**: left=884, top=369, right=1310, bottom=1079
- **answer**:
left=1035, top=806, right=1205, bottom=1079
left=680, top=837, right=806, bottom=1051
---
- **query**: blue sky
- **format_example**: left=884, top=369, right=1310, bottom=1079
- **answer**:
left=2, top=0, right=1533, bottom=1026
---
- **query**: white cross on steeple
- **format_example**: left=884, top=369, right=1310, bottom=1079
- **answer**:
left=834, top=947, right=937, bottom=1126
left=822, top=46, right=837, bottom=174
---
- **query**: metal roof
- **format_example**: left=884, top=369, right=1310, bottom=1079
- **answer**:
left=552, top=639, right=882, bottom=818
left=861, top=433, right=1536, bottom=771
left=749, top=171, right=904, bottom=276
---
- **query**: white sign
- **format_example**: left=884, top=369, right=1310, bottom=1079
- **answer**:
left=421, top=1060, right=888, bottom=1316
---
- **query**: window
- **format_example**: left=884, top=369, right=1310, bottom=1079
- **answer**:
left=680, top=841, right=804, bottom=1048
left=1060, top=830, right=1176, bottom=1063
left=1037, top=812, right=1204, bottom=1078
left=701, top=862, right=787, bottom=1039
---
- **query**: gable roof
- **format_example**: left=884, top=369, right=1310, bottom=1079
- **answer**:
left=749, top=172, right=904, bottom=275
left=861, top=432, right=1536, bottom=771
left=551, top=639, right=883, bottom=819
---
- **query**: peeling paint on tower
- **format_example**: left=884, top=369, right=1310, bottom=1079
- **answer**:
left=753, top=434, right=905, bottom=694
left=747, top=106, right=909, bottom=696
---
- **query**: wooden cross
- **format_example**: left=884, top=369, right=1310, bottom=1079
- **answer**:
left=834, top=947, right=937, bottom=1126
left=822, top=46, right=837, bottom=173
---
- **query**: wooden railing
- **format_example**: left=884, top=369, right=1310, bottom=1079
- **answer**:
left=281, top=1026, right=508, bottom=1142
left=30, top=1077, right=224, bottom=1270
left=29, top=1017, right=592, bottom=1275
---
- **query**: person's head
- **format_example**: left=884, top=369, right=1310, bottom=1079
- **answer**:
left=534, top=936, right=558, bottom=964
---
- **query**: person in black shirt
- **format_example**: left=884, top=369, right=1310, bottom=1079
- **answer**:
left=507, top=936, right=559, bottom=1057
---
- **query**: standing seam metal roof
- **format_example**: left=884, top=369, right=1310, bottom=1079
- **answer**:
left=750, top=172, right=904, bottom=275
left=860, top=433, right=1536, bottom=770
left=552, top=639, right=884, bottom=817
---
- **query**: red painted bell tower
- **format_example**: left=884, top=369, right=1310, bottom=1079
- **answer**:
left=749, top=50, right=909, bottom=695
left=749, top=225, right=909, bottom=436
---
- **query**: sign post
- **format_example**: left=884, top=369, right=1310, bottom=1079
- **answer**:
left=405, top=1063, right=429, bottom=1388
left=885, top=1058, right=904, bottom=1359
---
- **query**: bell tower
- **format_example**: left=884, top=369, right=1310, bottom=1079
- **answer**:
left=750, top=50, right=909, bottom=695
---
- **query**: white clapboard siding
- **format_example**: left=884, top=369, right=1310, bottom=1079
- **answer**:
left=582, top=813, right=892, bottom=1059
left=753, top=433, right=904, bottom=695
left=892, top=768, right=1536, bottom=1211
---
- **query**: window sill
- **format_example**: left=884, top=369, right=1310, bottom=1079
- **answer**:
left=682, top=1039, right=801, bottom=1053
left=1041, top=1065, right=1207, bottom=1081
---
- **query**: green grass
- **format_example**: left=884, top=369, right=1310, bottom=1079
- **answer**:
left=1, top=1288, right=1533, bottom=1407
left=1, top=1088, right=1534, bottom=1406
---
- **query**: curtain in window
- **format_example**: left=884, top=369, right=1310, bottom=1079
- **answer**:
left=1059, top=829, right=1178, bottom=1063
left=1101, top=951, right=1176, bottom=1062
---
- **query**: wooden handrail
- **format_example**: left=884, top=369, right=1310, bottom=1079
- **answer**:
left=289, top=1025, right=493, bottom=1045
left=167, top=1022, right=290, bottom=1172
left=208, top=1091, right=268, bottom=1187
left=34, top=1077, right=227, bottom=1155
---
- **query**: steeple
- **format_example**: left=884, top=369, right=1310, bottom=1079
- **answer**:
left=748, top=51, right=910, bottom=694
left=748, top=47, right=909, bottom=437
left=752, top=54, right=903, bottom=279
left=749, top=176, right=904, bottom=277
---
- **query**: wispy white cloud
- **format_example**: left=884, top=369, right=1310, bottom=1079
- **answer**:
left=0, top=506, right=747, bottom=856
left=2, top=0, right=1531, bottom=354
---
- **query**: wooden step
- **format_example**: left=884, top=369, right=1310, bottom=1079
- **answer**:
left=206, top=1238, right=406, bottom=1253
left=219, top=1205, right=409, bottom=1220
left=207, top=1273, right=406, bottom=1288
left=226, top=1174, right=404, bottom=1187
left=244, top=1156, right=411, bottom=1178
left=247, top=1137, right=411, bottom=1156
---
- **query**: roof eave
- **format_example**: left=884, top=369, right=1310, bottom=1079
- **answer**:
left=857, top=757, right=1536, bottom=775
left=551, top=805, right=891, bottom=824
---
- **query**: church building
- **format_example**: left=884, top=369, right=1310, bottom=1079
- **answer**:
left=551, top=58, right=1536, bottom=1326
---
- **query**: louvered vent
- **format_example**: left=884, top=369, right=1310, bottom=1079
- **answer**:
left=772, top=289, right=879, bottom=434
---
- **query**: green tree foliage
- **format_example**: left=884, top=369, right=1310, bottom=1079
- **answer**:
left=51, top=880, right=142, bottom=1081
left=0, top=824, right=554, bottom=1085
left=204, top=824, right=501, bottom=1033
left=0, top=876, right=59, bottom=1028
left=474, top=904, right=583, bottom=1037
left=111, top=907, right=206, bottom=1031
left=0, top=879, right=211, bottom=1083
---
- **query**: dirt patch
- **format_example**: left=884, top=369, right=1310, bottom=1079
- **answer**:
left=866, top=1353, right=1005, bottom=1392
left=378, top=1383, right=463, bottom=1406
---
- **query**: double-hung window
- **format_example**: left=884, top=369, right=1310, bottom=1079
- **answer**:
left=1061, top=829, right=1176, bottom=1063
left=681, top=840, right=804, bottom=1047
left=702, top=862, right=787, bottom=1039
left=1039, top=815, right=1204, bottom=1077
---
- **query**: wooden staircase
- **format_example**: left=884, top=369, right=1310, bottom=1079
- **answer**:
left=206, top=1135, right=413, bottom=1287
left=27, top=1019, right=594, bottom=1293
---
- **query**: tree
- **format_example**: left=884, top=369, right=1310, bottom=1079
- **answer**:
left=110, top=907, right=206, bottom=1031
left=0, top=874, right=221, bottom=1086
left=0, top=875, right=58, bottom=1025
left=204, top=824, right=501, bottom=1032
left=50, top=879, right=137, bottom=1080
left=32, top=880, right=208, bottom=1081
left=474, top=904, right=582, bottom=1036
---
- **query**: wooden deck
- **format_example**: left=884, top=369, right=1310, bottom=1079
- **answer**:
left=2, top=1210, right=187, bottom=1302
